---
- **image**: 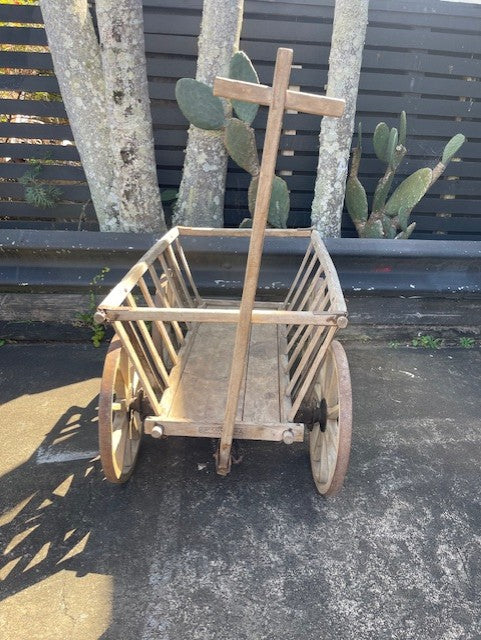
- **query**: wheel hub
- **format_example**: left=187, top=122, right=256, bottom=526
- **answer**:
left=296, top=397, right=328, bottom=431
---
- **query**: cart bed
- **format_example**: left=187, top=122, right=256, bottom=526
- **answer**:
left=158, top=320, right=288, bottom=427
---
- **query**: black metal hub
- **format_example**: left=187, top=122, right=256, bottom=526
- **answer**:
left=318, top=398, right=328, bottom=432
left=296, top=397, right=328, bottom=432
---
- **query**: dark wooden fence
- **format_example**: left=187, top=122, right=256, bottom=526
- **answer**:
left=1, top=0, right=481, bottom=239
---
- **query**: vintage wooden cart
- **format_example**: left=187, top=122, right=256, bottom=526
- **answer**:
left=95, top=48, right=352, bottom=496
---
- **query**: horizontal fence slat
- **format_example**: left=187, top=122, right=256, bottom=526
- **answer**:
left=0, top=122, right=73, bottom=140
left=0, top=5, right=43, bottom=23
left=0, top=26, right=48, bottom=46
left=0, top=201, right=95, bottom=219
left=0, top=143, right=79, bottom=161
left=0, top=99, right=67, bottom=117
left=0, top=51, right=53, bottom=71
left=0, top=74, right=59, bottom=93
left=0, top=163, right=85, bottom=181
left=0, top=182, right=90, bottom=200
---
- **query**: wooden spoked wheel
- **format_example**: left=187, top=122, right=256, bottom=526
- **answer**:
left=309, top=340, right=352, bottom=497
left=99, top=335, right=144, bottom=483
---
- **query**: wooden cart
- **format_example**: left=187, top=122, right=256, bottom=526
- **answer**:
left=95, top=48, right=352, bottom=496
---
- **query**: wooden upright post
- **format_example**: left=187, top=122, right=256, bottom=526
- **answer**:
left=212, top=48, right=345, bottom=475
left=214, top=48, right=292, bottom=474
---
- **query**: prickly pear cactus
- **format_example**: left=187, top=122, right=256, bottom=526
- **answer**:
left=345, top=111, right=465, bottom=239
left=384, top=168, right=432, bottom=217
left=229, top=51, right=260, bottom=125
left=373, top=122, right=390, bottom=163
left=442, top=133, right=465, bottom=164
left=175, top=51, right=290, bottom=228
left=225, top=118, right=259, bottom=176
left=345, top=175, right=368, bottom=225
left=248, top=175, right=290, bottom=228
left=175, top=78, right=226, bottom=130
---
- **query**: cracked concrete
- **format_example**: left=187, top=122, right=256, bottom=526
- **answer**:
left=0, top=342, right=480, bottom=639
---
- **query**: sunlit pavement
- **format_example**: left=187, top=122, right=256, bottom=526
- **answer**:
left=0, top=342, right=480, bottom=640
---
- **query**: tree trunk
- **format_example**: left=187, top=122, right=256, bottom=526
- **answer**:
left=96, top=0, right=166, bottom=233
left=311, top=0, right=369, bottom=237
left=40, top=0, right=121, bottom=231
left=173, top=0, right=244, bottom=227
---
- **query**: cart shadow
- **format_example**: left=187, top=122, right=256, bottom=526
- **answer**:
left=0, top=397, right=105, bottom=597
left=0, top=393, right=317, bottom=624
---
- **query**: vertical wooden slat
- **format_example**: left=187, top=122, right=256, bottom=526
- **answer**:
left=158, top=254, right=184, bottom=310
left=286, top=264, right=323, bottom=331
left=288, top=325, right=337, bottom=421
left=285, top=251, right=318, bottom=312
left=137, top=276, right=179, bottom=365
left=148, top=264, right=184, bottom=345
left=287, top=279, right=327, bottom=351
left=165, top=244, right=194, bottom=308
left=282, top=242, right=313, bottom=309
left=126, top=293, right=170, bottom=388
left=174, top=237, right=202, bottom=306
left=113, top=321, right=162, bottom=415
left=285, top=324, right=325, bottom=396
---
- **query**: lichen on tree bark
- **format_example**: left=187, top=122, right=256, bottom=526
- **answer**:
left=96, top=0, right=166, bottom=233
left=40, top=0, right=166, bottom=233
left=40, top=0, right=120, bottom=231
left=311, top=0, right=369, bottom=238
left=173, top=0, right=244, bottom=227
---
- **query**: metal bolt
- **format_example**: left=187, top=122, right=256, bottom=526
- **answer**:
left=282, top=429, right=295, bottom=445
left=151, top=424, right=164, bottom=439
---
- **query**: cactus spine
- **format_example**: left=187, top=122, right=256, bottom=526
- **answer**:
left=175, top=51, right=290, bottom=228
left=345, top=111, right=466, bottom=239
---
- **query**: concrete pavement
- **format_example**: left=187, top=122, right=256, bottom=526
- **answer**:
left=0, top=342, right=480, bottom=639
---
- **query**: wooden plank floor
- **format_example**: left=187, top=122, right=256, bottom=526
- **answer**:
left=159, top=322, right=283, bottom=424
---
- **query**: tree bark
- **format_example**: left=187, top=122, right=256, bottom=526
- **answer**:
left=96, top=0, right=166, bottom=233
left=311, top=0, right=369, bottom=237
left=173, top=0, right=244, bottom=227
left=40, top=0, right=121, bottom=231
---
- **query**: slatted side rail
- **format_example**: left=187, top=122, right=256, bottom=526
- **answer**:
left=96, top=227, right=204, bottom=414
left=281, top=231, right=347, bottom=423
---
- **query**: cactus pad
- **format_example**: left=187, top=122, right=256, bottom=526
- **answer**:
left=248, top=175, right=290, bottom=228
left=399, top=111, right=407, bottom=147
left=386, top=127, right=399, bottom=167
left=229, top=51, right=260, bottom=125
left=442, top=133, right=465, bottom=165
left=385, top=168, right=432, bottom=217
left=362, top=218, right=384, bottom=238
left=397, top=206, right=410, bottom=232
left=373, top=122, right=390, bottom=162
left=345, top=176, right=368, bottom=224
left=175, top=78, right=225, bottom=130
left=225, top=118, right=259, bottom=176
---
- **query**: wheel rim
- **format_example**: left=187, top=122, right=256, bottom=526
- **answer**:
left=99, top=336, right=143, bottom=483
left=309, top=340, right=352, bottom=496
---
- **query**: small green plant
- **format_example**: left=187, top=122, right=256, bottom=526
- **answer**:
left=389, top=340, right=401, bottom=349
left=411, top=334, right=443, bottom=349
left=459, top=337, right=475, bottom=349
left=175, top=51, right=289, bottom=228
left=345, top=113, right=466, bottom=238
left=0, top=339, right=5, bottom=347
left=19, top=159, right=62, bottom=208
left=76, top=267, right=110, bottom=347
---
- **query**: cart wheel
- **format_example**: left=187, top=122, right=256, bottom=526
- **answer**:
left=309, top=340, right=352, bottom=496
left=99, top=335, right=143, bottom=483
